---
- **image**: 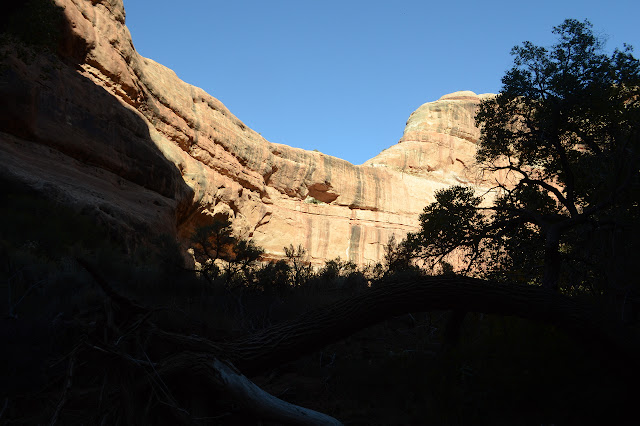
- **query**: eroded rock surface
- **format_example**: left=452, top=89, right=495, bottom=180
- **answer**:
left=0, top=0, right=493, bottom=265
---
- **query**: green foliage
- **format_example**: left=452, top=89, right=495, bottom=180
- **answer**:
left=477, top=19, right=640, bottom=200
left=190, top=218, right=271, bottom=290
left=190, top=218, right=235, bottom=280
left=191, top=219, right=234, bottom=260
left=284, top=243, right=314, bottom=287
left=189, top=224, right=380, bottom=295
left=4, top=17, right=639, bottom=413
left=2, top=177, right=635, bottom=423
left=406, top=186, right=487, bottom=272
left=408, top=19, right=640, bottom=297
left=317, top=257, right=357, bottom=281
left=255, top=259, right=291, bottom=294
left=381, top=234, right=421, bottom=277
left=304, top=195, right=324, bottom=204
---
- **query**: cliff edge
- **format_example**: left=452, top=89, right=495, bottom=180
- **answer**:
left=0, top=0, right=494, bottom=265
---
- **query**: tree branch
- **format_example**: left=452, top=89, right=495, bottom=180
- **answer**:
left=158, top=353, right=343, bottom=425
left=549, top=133, right=578, bottom=215
left=490, top=162, right=576, bottom=216
left=201, top=276, right=640, bottom=376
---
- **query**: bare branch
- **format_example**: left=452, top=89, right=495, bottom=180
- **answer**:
left=158, top=353, right=343, bottom=425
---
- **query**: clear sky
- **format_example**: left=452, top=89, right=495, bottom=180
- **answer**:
left=123, top=0, right=640, bottom=165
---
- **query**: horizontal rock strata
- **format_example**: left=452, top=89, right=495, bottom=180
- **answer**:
left=0, top=0, right=494, bottom=265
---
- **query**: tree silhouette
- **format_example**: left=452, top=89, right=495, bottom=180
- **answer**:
left=407, top=20, right=640, bottom=298
left=7, top=18, right=640, bottom=426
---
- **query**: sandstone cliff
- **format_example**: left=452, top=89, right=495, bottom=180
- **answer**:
left=0, top=0, right=493, bottom=265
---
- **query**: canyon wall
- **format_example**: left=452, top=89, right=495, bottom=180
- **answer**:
left=0, top=0, right=493, bottom=265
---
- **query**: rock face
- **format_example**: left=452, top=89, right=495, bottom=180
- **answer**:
left=0, top=0, right=493, bottom=265
left=365, top=91, right=495, bottom=184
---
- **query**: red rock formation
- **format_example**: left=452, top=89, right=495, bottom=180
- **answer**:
left=0, top=0, right=494, bottom=265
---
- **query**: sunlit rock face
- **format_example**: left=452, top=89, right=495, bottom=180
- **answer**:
left=365, top=91, right=496, bottom=186
left=0, top=0, right=494, bottom=265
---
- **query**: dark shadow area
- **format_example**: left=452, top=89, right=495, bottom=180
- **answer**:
left=0, top=5, right=637, bottom=425
left=0, top=0, right=63, bottom=51
left=1, top=0, right=195, bottom=250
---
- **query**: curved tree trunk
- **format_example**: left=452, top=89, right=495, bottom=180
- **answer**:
left=155, top=276, right=640, bottom=376
left=158, top=354, right=343, bottom=425
left=80, top=260, right=640, bottom=424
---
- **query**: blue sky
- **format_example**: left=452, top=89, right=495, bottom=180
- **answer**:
left=123, top=0, right=640, bottom=165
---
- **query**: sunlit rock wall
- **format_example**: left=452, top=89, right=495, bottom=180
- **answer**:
left=0, top=0, right=495, bottom=265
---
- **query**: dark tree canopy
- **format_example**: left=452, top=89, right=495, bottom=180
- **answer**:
left=407, top=19, right=640, bottom=298
left=5, top=17, right=640, bottom=426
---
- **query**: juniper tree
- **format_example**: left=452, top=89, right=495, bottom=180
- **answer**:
left=407, top=19, right=640, bottom=296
